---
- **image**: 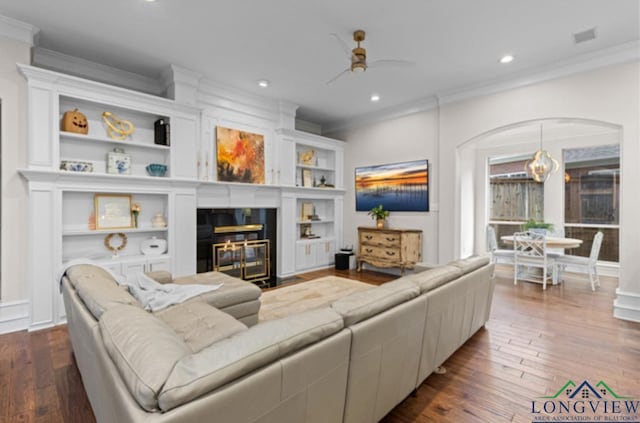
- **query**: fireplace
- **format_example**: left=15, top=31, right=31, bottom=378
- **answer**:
left=197, top=208, right=277, bottom=287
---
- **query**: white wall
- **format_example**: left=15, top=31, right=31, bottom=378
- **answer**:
left=0, top=37, right=30, bottom=302
left=436, top=62, right=639, bottom=320
left=333, top=61, right=639, bottom=320
left=332, top=111, right=440, bottom=267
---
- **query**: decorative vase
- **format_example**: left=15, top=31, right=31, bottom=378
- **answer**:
left=376, top=218, right=385, bottom=229
left=151, top=213, right=167, bottom=228
left=133, top=213, right=139, bottom=228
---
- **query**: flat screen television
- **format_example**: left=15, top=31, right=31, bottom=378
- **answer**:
left=355, top=159, right=429, bottom=212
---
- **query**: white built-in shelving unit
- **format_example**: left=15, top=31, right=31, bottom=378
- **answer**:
left=18, top=64, right=200, bottom=330
left=277, top=129, right=344, bottom=272
left=18, top=65, right=345, bottom=331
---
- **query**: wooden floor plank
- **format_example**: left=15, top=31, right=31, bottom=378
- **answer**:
left=0, top=267, right=637, bottom=422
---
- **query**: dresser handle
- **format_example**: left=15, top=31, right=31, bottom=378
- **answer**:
left=385, top=251, right=396, bottom=256
left=365, top=248, right=373, bottom=253
left=365, top=235, right=373, bottom=240
left=385, top=237, right=396, bottom=242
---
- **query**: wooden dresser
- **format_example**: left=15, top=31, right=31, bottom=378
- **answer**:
left=357, top=227, right=422, bottom=273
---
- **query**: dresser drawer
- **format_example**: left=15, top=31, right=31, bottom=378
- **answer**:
left=359, top=231, right=401, bottom=247
left=360, top=245, right=401, bottom=260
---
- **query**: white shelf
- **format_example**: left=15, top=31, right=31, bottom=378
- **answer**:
left=63, top=227, right=168, bottom=236
left=297, top=219, right=334, bottom=224
left=60, top=131, right=170, bottom=151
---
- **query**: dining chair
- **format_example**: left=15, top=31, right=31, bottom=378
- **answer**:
left=553, top=231, right=604, bottom=291
left=513, top=230, right=555, bottom=290
left=486, top=225, right=514, bottom=264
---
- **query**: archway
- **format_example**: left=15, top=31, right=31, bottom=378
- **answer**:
left=456, top=117, right=622, bottom=272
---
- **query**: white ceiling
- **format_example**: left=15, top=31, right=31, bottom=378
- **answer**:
left=0, top=0, right=638, bottom=128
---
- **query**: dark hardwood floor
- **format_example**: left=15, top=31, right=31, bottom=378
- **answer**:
left=1, top=267, right=638, bottom=422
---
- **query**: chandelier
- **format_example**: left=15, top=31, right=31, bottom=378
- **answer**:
left=525, top=124, right=559, bottom=183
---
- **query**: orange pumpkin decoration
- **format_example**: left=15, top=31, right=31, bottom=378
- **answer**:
left=61, top=108, right=89, bottom=134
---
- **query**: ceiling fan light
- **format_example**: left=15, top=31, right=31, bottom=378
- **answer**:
left=352, top=62, right=366, bottom=72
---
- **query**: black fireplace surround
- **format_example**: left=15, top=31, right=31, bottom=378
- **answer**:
left=197, top=208, right=277, bottom=287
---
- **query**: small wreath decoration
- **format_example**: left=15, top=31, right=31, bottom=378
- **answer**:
left=104, top=233, right=128, bottom=256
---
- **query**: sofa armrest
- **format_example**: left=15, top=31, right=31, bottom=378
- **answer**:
left=158, top=307, right=344, bottom=411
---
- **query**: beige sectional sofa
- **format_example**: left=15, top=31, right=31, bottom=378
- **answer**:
left=61, top=256, right=494, bottom=423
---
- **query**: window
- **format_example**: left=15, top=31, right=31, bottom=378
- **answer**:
left=564, top=145, right=619, bottom=262
left=488, top=156, right=544, bottom=248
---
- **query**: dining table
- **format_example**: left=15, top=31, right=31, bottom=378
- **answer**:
left=500, top=235, right=583, bottom=249
left=501, top=234, right=583, bottom=286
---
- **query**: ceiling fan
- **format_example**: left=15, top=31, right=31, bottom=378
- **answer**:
left=326, top=29, right=414, bottom=85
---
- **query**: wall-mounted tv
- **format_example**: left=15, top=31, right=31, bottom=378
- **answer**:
left=355, top=159, right=429, bottom=212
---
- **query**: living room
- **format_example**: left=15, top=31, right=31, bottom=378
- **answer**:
left=0, top=1, right=639, bottom=422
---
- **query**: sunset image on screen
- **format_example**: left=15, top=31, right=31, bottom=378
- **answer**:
left=355, top=160, right=429, bottom=212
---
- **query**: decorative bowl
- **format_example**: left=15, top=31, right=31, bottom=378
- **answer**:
left=146, top=163, right=167, bottom=177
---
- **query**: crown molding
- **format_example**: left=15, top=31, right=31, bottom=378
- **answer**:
left=322, top=40, right=640, bottom=135
left=161, top=64, right=203, bottom=105
left=32, top=47, right=164, bottom=96
left=276, top=128, right=345, bottom=148
left=198, top=77, right=298, bottom=125
left=437, top=40, right=640, bottom=106
left=161, top=64, right=203, bottom=90
left=295, top=118, right=323, bottom=135
left=17, top=64, right=200, bottom=116
left=322, top=96, right=439, bottom=136
left=0, top=14, right=39, bottom=46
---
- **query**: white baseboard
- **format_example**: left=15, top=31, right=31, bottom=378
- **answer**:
left=614, top=289, right=640, bottom=323
left=0, top=300, right=30, bottom=334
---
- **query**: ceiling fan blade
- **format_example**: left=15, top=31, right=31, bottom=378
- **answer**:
left=326, top=68, right=351, bottom=85
left=368, top=59, right=415, bottom=69
left=330, top=33, right=355, bottom=60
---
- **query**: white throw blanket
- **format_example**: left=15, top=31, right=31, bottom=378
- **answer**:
left=128, top=272, right=223, bottom=312
left=58, top=258, right=223, bottom=312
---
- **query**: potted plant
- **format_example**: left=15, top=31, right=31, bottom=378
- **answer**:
left=368, top=204, right=390, bottom=229
left=522, top=219, right=554, bottom=235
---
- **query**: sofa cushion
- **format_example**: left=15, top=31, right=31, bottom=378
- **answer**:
left=173, top=271, right=262, bottom=309
left=100, top=305, right=191, bottom=412
left=406, top=265, right=463, bottom=294
left=158, top=307, right=344, bottom=411
left=155, top=301, right=248, bottom=353
left=448, top=255, right=490, bottom=274
left=66, top=263, right=121, bottom=289
left=331, top=278, right=420, bottom=327
left=72, top=272, right=139, bottom=319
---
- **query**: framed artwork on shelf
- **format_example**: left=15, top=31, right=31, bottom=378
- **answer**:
left=302, top=169, right=313, bottom=187
left=94, top=194, right=133, bottom=230
left=299, top=149, right=315, bottom=166
left=216, top=126, right=265, bottom=184
left=355, top=159, right=429, bottom=212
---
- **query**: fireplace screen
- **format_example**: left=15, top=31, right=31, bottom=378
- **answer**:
left=213, top=239, right=270, bottom=284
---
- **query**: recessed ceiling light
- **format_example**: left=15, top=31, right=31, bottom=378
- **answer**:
left=257, top=79, right=270, bottom=88
left=143, top=0, right=156, bottom=2
left=370, top=94, right=380, bottom=102
left=499, top=55, right=514, bottom=64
